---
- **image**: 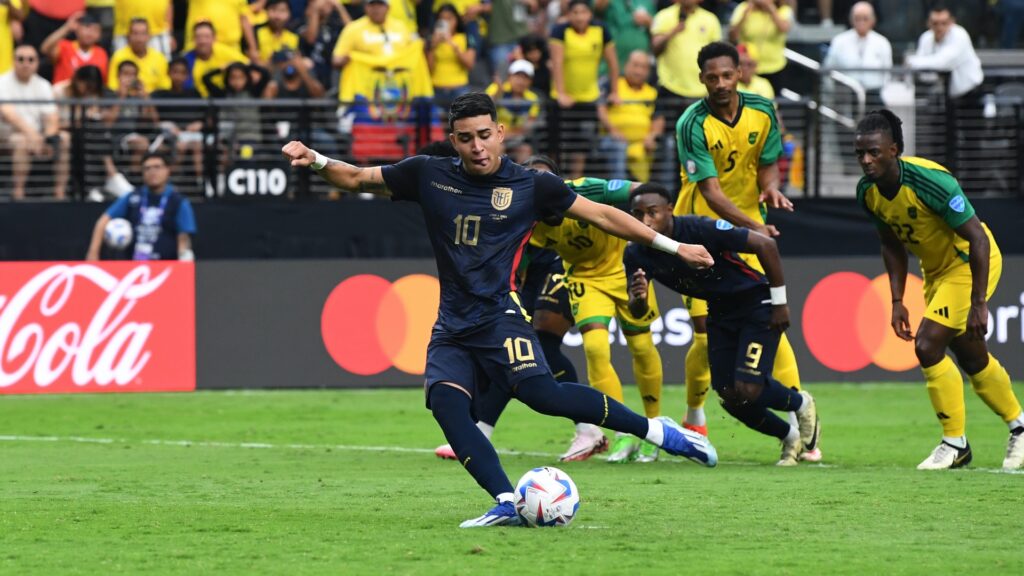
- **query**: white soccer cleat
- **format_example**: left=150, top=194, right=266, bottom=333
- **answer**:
left=559, top=424, right=608, bottom=462
left=777, top=434, right=801, bottom=467
left=796, top=391, right=820, bottom=452
left=917, top=441, right=972, bottom=470
left=1003, top=429, right=1024, bottom=470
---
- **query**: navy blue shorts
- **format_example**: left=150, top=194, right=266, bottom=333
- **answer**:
left=707, top=288, right=780, bottom=394
left=423, top=314, right=551, bottom=412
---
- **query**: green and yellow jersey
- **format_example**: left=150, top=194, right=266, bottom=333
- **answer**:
left=674, top=93, right=782, bottom=223
left=530, top=177, right=631, bottom=279
left=857, top=156, right=994, bottom=281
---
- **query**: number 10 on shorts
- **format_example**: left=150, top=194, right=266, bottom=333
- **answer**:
left=504, top=337, right=535, bottom=364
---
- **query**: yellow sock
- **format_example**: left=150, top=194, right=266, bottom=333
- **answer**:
left=685, top=332, right=711, bottom=410
left=581, top=328, right=624, bottom=402
left=773, top=333, right=802, bottom=392
left=626, top=332, right=663, bottom=418
left=968, top=354, right=1023, bottom=423
left=922, top=356, right=966, bottom=438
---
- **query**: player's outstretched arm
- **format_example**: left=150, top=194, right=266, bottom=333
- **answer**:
left=565, top=194, right=714, bottom=269
left=281, top=140, right=390, bottom=196
left=756, top=163, right=793, bottom=212
left=954, top=216, right=991, bottom=340
left=878, top=225, right=912, bottom=341
left=745, top=230, right=789, bottom=332
left=627, top=268, right=650, bottom=319
left=697, top=178, right=779, bottom=237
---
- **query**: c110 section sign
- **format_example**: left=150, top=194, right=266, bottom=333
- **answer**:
left=0, top=262, right=195, bottom=394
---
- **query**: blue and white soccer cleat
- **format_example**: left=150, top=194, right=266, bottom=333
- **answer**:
left=657, top=416, right=718, bottom=467
left=459, top=500, right=523, bottom=528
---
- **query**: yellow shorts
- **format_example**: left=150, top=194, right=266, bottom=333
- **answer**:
left=923, top=252, right=1002, bottom=332
left=567, top=272, right=659, bottom=331
left=683, top=251, right=764, bottom=318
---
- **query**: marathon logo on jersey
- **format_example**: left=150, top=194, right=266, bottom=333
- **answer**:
left=748, top=131, right=759, bottom=144
left=715, top=219, right=734, bottom=230
left=492, top=187, right=513, bottom=211
left=0, top=262, right=196, bottom=395
left=949, top=195, right=966, bottom=213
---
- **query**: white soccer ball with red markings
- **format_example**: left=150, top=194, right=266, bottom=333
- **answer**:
left=514, top=466, right=580, bottom=527
left=103, top=218, right=133, bottom=249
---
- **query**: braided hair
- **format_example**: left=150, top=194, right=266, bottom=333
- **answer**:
left=855, top=109, right=905, bottom=155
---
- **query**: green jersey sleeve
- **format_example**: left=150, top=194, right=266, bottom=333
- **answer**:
left=759, top=106, right=783, bottom=165
left=564, top=177, right=632, bottom=205
left=905, top=166, right=976, bottom=229
left=676, top=113, right=717, bottom=182
left=855, top=177, right=889, bottom=231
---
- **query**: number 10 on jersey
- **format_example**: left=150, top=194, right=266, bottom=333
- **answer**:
left=453, top=214, right=481, bottom=246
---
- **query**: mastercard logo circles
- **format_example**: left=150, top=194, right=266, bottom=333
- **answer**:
left=321, top=274, right=440, bottom=376
left=802, top=272, right=925, bottom=372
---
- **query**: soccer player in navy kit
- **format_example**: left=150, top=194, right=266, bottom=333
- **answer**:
left=625, top=183, right=821, bottom=466
left=282, top=93, right=718, bottom=528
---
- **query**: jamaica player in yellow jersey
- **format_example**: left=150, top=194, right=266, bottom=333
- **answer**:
left=526, top=157, right=666, bottom=464
left=674, top=42, right=819, bottom=462
left=854, top=110, right=1024, bottom=471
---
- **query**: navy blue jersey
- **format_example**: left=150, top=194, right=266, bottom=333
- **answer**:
left=623, top=216, right=766, bottom=301
left=382, top=156, right=578, bottom=332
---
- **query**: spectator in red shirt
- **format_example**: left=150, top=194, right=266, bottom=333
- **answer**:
left=41, top=11, right=108, bottom=84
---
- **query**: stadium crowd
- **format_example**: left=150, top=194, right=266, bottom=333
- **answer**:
left=0, top=0, right=1020, bottom=199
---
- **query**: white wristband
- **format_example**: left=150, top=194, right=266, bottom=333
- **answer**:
left=178, top=249, right=195, bottom=262
left=770, top=285, right=787, bottom=306
left=311, top=150, right=329, bottom=170
left=651, top=233, right=681, bottom=255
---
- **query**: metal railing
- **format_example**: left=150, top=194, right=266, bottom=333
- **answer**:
left=0, top=65, right=1022, bottom=202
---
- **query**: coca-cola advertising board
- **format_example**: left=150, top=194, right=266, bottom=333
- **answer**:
left=0, top=262, right=195, bottom=394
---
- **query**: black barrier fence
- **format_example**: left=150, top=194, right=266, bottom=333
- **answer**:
left=2, top=65, right=1024, bottom=202
left=3, top=197, right=1024, bottom=261
left=194, top=257, right=1024, bottom=390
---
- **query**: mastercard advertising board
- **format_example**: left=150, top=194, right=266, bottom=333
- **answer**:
left=193, top=257, right=1024, bottom=389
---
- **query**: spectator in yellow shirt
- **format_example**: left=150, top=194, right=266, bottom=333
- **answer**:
left=185, top=0, right=258, bottom=62
left=183, top=21, right=250, bottom=97
left=550, top=0, right=619, bottom=178
left=113, top=0, right=173, bottom=58
left=737, top=43, right=775, bottom=100
left=598, top=50, right=662, bottom=181
left=729, top=0, right=793, bottom=91
left=255, top=0, right=299, bottom=66
left=108, top=18, right=171, bottom=93
left=427, top=4, right=476, bottom=109
left=485, top=58, right=539, bottom=162
left=332, top=0, right=415, bottom=69
left=650, top=0, right=721, bottom=122
left=0, top=0, right=25, bottom=75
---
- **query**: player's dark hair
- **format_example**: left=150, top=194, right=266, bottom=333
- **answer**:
left=568, top=0, right=592, bottom=11
left=629, top=182, right=674, bottom=205
left=141, top=151, right=169, bottom=166
left=448, top=92, right=497, bottom=131
left=525, top=154, right=561, bottom=176
left=417, top=140, right=457, bottom=157
left=856, top=109, right=905, bottom=155
left=697, top=41, right=739, bottom=72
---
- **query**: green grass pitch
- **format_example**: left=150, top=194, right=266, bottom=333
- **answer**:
left=2, top=383, right=1022, bottom=575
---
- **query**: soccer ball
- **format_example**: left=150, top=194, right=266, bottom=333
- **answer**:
left=104, top=218, right=133, bottom=249
left=514, top=466, right=580, bottom=527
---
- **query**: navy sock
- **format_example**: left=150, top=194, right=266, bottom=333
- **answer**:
left=755, top=378, right=804, bottom=412
left=514, top=374, right=649, bottom=438
left=719, top=399, right=792, bottom=440
left=537, top=330, right=578, bottom=383
left=477, top=388, right=512, bottom=428
left=429, top=384, right=513, bottom=498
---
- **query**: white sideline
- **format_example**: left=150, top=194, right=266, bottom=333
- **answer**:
left=0, top=434, right=1020, bottom=473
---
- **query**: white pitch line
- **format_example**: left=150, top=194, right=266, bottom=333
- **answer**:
left=0, top=434, right=1020, bottom=474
